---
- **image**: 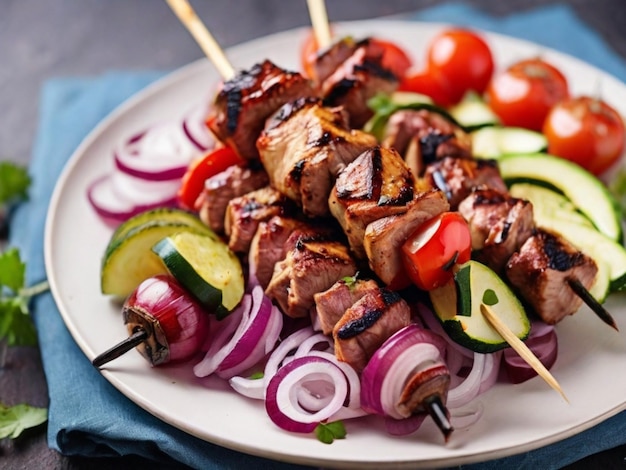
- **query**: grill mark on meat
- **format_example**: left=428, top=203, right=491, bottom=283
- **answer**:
left=543, top=231, right=586, bottom=271
left=289, top=159, right=305, bottom=183
left=420, top=132, right=453, bottom=165
left=336, top=289, right=402, bottom=339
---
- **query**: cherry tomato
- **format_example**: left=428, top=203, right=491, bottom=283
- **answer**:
left=543, top=96, right=625, bottom=175
left=426, top=29, right=494, bottom=105
left=401, top=212, right=472, bottom=291
left=371, top=38, right=413, bottom=79
left=486, top=58, right=569, bottom=131
left=398, top=65, right=455, bottom=107
left=177, top=146, right=244, bottom=210
left=300, top=30, right=412, bottom=80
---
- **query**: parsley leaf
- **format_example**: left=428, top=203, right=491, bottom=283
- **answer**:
left=0, top=403, right=47, bottom=439
left=314, top=421, right=347, bottom=444
left=0, top=161, right=30, bottom=205
left=0, top=248, right=46, bottom=346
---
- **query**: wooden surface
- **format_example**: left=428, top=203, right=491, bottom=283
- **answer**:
left=1, top=0, right=625, bottom=469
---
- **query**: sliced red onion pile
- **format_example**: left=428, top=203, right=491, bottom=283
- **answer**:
left=193, top=285, right=283, bottom=379
left=88, top=104, right=215, bottom=226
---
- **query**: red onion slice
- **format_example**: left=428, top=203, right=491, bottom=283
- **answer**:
left=193, top=286, right=282, bottom=380
left=182, top=103, right=215, bottom=152
left=361, top=324, right=447, bottom=418
left=265, top=356, right=348, bottom=433
left=87, top=174, right=176, bottom=226
left=114, top=122, right=200, bottom=181
left=503, top=321, right=558, bottom=384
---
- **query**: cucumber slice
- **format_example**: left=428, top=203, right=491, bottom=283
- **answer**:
left=471, top=127, right=548, bottom=159
left=107, top=207, right=213, bottom=251
left=429, top=260, right=530, bottom=353
left=153, top=231, right=244, bottom=318
left=499, top=153, right=623, bottom=242
left=509, top=183, right=594, bottom=228
left=101, top=222, right=206, bottom=298
left=449, top=93, right=500, bottom=131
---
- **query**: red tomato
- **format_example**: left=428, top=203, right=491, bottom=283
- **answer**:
left=486, top=58, right=569, bottom=131
left=398, top=65, right=455, bottom=107
left=177, top=147, right=244, bottom=210
left=426, top=29, right=494, bottom=105
left=543, top=96, right=625, bottom=175
left=300, top=30, right=412, bottom=81
left=401, top=212, right=472, bottom=291
left=371, top=38, right=413, bottom=79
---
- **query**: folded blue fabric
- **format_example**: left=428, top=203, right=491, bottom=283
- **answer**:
left=9, top=3, right=625, bottom=470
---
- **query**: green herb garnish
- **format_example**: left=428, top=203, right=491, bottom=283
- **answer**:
left=0, top=248, right=48, bottom=346
left=314, top=421, right=347, bottom=444
left=0, top=402, right=47, bottom=439
left=0, top=161, right=30, bottom=206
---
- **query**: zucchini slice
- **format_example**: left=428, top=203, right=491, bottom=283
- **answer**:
left=107, top=207, right=213, bottom=252
left=429, top=260, right=530, bottom=353
left=101, top=222, right=207, bottom=298
left=471, top=127, right=547, bottom=159
left=153, top=231, right=244, bottom=318
left=499, top=153, right=623, bottom=242
left=449, top=93, right=500, bottom=131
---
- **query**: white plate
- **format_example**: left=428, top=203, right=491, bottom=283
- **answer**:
left=44, top=20, right=626, bottom=469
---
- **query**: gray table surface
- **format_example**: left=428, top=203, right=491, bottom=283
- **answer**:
left=1, top=1, right=625, bottom=469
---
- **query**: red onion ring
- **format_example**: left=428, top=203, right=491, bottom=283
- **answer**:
left=114, top=122, right=200, bottom=181
left=265, top=355, right=349, bottom=433
left=193, top=286, right=282, bottom=379
left=503, top=320, right=558, bottom=384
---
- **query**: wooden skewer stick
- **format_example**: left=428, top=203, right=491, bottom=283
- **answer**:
left=480, top=303, right=568, bottom=403
left=165, top=0, right=235, bottom=80
left=567, top=277, right=618, bottom=331
left=306, top=0, right=333, bottom=49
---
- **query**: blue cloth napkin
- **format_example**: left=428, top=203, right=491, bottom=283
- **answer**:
left=9, top=3, right=626, bottom=470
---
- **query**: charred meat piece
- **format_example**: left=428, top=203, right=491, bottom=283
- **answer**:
left=313, top=278, right=379, bottom=335
left=333, top=288, right=411, bottom=372
left=364, top=189, right=449, bottom=288
left=224, top=186, right=296, bottom=253
left=329, top=146, right=415, bottom=258
left=257, top=97, right=377, bottom=217
left=206, top=60, right=316, bottom=160
left=321, top=39, right=398, bottom=129
left=248, top=216, right=322, bottom=289
left=309, top=36, right=358, bottom=84
left=196, top=163, right=269, bottom=233
left=265, top=233, right=358, bottom=318
left=382, top=109, right=472, bottom=175
left=458, top=188, right=535, bottom=273
left=505, top=229, right=598, bottom=324
left=424, top=156, right=508, bottom=210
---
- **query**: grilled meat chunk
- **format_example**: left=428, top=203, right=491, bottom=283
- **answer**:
left=313, top=278, right=379, bottom=335
left=196, top=163, right=268, bottom=233
left=329, top=146, right=415, bottom=258
left=424, top=156, right=508, bottom=210
left=364, top=189, right=449, bottom=288
left=458, top=188, right=535, bottom=273
left=224, top=186, right=295, bottom=253
left=248, top=216, right=320, bottom=289
left=257, top=97, right=377, bottom=217
left=333, top=288, right=411, bottom=372
left=382, top=109, right=472, bottom=175
left=321, top=38, right=398, bottom=129
left=310, top=36, right=358, bottom=84
left=265, top=233, right=358, bottom=318
left=206, top=60, right=316, bottom=160
left=506, top=229, right=598, bottom=324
